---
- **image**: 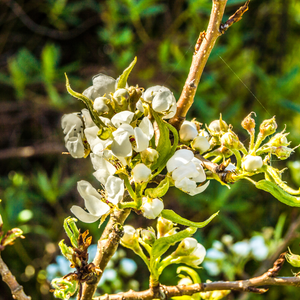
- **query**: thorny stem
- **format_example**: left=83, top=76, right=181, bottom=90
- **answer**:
left=80, top=208, right=131, bottom=300
left=94, top=253, right=300, bottom=300
left=169, top=0, right=228, bottom=130
left=0, top=253, right=31, bottom=300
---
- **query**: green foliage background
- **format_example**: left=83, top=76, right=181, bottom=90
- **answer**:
left=0, top=0, right=300, bottom=299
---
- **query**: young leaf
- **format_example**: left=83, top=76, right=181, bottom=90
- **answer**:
left=161, top=209, right=219, bottom=228
left=145, top=176, right=169, bottom=198
left=256, top=180, right=300, bottom=207
left=150, top=110, right=178, bottom=176
left=117, top=56, right=137, bottom=89
left=151, top=227, right=197, bottom=264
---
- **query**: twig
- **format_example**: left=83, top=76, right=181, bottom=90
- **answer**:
left=80, top=209, right=131, bottom=300
left=94, top=253, right=300, bottom=300
left=0, top=254, right=31, bottom=300
left=169, top=0, right=251, bottom=131
left=169, top=0, right=228, bottom=130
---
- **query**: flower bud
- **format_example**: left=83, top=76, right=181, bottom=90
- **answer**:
left=179, top=121, right=198, bottom=142
left=242, top=112, right=256, bottom=134
left=273, top=146, right=294, bottom=160
left=121, top=225, right=139, bottom=248
left=141, top=228, right=156, bottom=245
left=259, top=116, right=277, bottom=137
left=172, top=238, right=198, bottom=257
left=93, top=97, right=110, bottom=114
left=178, top=277, right=193, bottom=286
left=221, top=130, right=241, bottom=150
left=113, top=88, right=129, bottom=106
left=140, top=148, right=159, bottom=165
left=132, top=163, right=151, bottom=183
left=191, top=136, right=210, bottom=153
left=190, top=243, right=206, bottom=266
left=286, top=247, right=300, bottom=268
left=141, top=197, right=164, bottom=219
left=51, top=277, right=78, bottom=300
left=266, top=131, right=290, bottom=147
left=208, top=117, right=228, bottom=135
left=242, top=155, right=263, bottom=172
left=0, top=214, right=3, bottom=228
left=157, top=217, right=174, bottom=238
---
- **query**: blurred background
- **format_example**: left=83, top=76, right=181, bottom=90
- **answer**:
left=0, top=0, right=300, bottom=299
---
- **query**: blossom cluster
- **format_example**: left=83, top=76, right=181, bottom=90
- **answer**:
left=61, top=69, right=214, bottom=223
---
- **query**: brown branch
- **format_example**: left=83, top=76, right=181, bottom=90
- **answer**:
left=169, top=0, right=251, bottom=131
left=169, top=0, right=228, bottom=130
left=95, top=253, right=300, bottom=300
left=81, top=208, right=131, bottom=300
left=0, top=253, right=31, bottom=300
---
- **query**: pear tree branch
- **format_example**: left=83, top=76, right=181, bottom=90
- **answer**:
left=0, top=254, right=31, bottom=300
left=81, top=208, right=131, bottom=300
left=95, top=253, right=300, bottom=300
left=169, top=0, right=250, bottom=130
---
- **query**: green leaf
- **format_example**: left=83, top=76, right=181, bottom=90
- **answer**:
left=65, top=73, right=106, bottom=129
left=151, top=227, right=197, bottom=265
left=150, top=110, right=178, bottom=175
left=161, top=210, right=219, bottom=228
left=117, top=56, right=137, bottom=89
left=255, top=180, right=300, bottom=207
left=145, top=176, right=169, bottom=198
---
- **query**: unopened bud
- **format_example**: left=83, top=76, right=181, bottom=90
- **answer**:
left=58, top=240, right=75, bottom=263
left=179, top=121, right=198, bottom=142
left=286, top=247, right=300, bottom=268
left=172, top=238, right=198, bottom=257
left=141, top=229, right=156, bottom=245
left=242, top=112, right=256, bottom=134
left=208, top=118, right=228, bottom=135
left=259, top=116, right=277, bottom=137
left=140, top=148, right=159, bottom=165
left=273, top=146, right=294, bottom=160
left=51, top=277, right=78, bottom=300
left=267, top=131, right=290, bottom=147
left=132, top=163, right=152, bottom=183
left=191, top=136, right=210, bottom=153
left=113, top=88, right=129, bottom=106
left=242, top=155, right=263, bottom=172
left=157, top=217, right=174, bottom=238
left=0, top=215, right=3, bottom=227
left=121, top=225, right=139, bottom=248
left=141, top=197, right=164, bottom=219
left=221, top=130, right=241, bottom=150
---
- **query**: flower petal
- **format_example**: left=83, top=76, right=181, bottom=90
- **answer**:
left=70, top=205, right=101, bottom=223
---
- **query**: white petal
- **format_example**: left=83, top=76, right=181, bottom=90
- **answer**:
left=175, top=177, right=197, bottom=193
left=179, top=121, right=198, bottom=142
left=105, top=176, right=124, bottom=205
left=188, top=180, right=210, bottom=196
left=61, top=113, right=83, bottom=135
left=111, top=128, right=132, bottom=157
left=138, top=117, right=154, bottom=139
left=172, top=163, right=199, bottom=182
left=77, top=180, right=108, bottom=215
left=134, top=127, right=149, bottom=152
left=111, top=111, right=134, bottom=128
left=132, top=163, right=151, bottom=183
left=65, top=135, right=85, bottom=158
left=70, top=205, right=102, bottom=223
left=142, top=198, right=164, bottom=219
left=81, top=109, right=96, bottom=128
left=166, top=150, right=194, bottom=172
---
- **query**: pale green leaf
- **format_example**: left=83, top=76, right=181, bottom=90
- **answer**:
left=117, top=56, right=137, bottom=89
left=145, top=176, right=169, bottom=198
left=161, top=210, right=219, bottom=228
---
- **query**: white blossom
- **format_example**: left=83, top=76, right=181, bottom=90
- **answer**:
left=70, top=178, right=124, bottom=223
left=191, top=136, right=210, bottom=153
left=111, top=117, right=154, bottom=157
left=249, top=236, right=268, bottom=261
left=141, top=197, right=164, bottom=219
left=167, top=149, right=209, bottom=195
left=143, top=86, right=177, bottom=119
left=242, top=155, right=263, bottom=172
left=93, top=97, right=110, bottom=114
left=70, top=180, right=110, bottom=223
left=231, top=241, right=251, bottom=257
